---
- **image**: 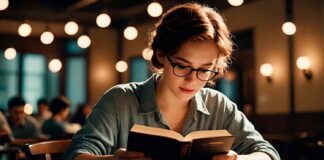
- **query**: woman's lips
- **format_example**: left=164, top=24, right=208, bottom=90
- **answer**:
left=179, top=87, right=195, bottom=93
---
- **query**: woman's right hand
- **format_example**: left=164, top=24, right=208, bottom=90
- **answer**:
left=113, top=148, right=151, bottom=160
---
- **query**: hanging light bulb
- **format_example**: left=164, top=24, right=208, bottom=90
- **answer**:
left=96, top=13, right=111, bottom=28
left=115, top=60, right=128, bottom=72
left=48, top=59, right=62, bottom=73
left=18, top=23, right=32, bottom=37
left=40, top=31, right=54, bottom=44
left=24, top=103, right=33, bottom=115
left=4, top=47, right=17, bottom=60
left=142, top=48, right=153, bottom=60
left=0, top=0, right=9, bottom=11
left=123, top=26, right=138, bottom=40
left=77, top=35, right=91, bottom=48
left=228, top=0, right=244, bottom=6
left=64, top=21, right=79, bottom=35
left=260, top=63, right=274, bottom=77
left=282, top=21, right=296, bottom=35
left=147, top=2, right=163, bottom=17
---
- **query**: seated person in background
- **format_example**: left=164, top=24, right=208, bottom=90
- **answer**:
left=42, top=96, right=80, bottom=139
left=71, top=103, right=92, bottom=126
left=7, top=96, right=42, bottom=139
left=34, top=98, right=52, bottom=125
left=0, top=111, right=13, bottom=143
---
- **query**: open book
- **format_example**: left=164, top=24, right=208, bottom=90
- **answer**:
left=127, top=124, right=235, bottom=160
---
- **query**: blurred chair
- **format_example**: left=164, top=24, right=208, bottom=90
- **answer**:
left=22, top=139, right=71, bottom=160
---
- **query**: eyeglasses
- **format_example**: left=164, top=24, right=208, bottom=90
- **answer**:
left=166, top=56, right=219, bottom=81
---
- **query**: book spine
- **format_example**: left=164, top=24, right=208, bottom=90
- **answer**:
left=180, top=142, right=192, bottom=160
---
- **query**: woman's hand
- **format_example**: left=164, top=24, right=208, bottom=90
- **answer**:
left=212, top=150, right=238, bottom=160
left=113, top=148, right=152, bottom=160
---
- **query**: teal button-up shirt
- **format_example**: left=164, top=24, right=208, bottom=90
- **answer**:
left=63, top=74, right=280, bottom=160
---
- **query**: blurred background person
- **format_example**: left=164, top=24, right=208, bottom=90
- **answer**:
left=33, top=98, right=52, bottom=126
left=7, top=96, right=42, bottom=139
left=42, top=96, right=80, bottom=139
left=0, top=111, right=13, bottom=143
left=70, top=103, right=92, bottom=126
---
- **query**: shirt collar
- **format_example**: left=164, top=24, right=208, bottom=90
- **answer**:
left=139, top=74, right=210, bottom=116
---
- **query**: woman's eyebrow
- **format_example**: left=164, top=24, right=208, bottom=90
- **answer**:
left=174, top=57, right=214, bottom=67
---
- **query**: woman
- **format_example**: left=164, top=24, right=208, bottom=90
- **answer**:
left=64, top=3, right=280, bottom=160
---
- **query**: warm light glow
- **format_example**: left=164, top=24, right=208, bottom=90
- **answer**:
left=40, top=31, right=54, bottom=44
left=64, top=21, right=79, bottom=35
left=77, top=35, right=91, bottom=48
left=18, top=23, right=32, bottom=37
left=147, top=2, right=163, bottom=17
left=96, top=13, right=111, bottom=28
left=123, top=26, right=138, bottom=40
left=296, top=56, right=311, bottom=70
left=0, top=0, right=9, bottom=11
left=228, top=0, right=244, bottom=6
left=282, top=22, right=296, bottom=35
left=260, top=63, right=273, bottom=77
left=24, top=103, right=33, bottom=115
left=142, top=48, right=153, bottom=60
left=4, top=47, right=17, bottom=60
left=48, top=59, right=62, bottom=73
left=115, top=61, right=128, bottom=72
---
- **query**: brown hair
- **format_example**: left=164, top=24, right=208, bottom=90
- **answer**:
left=148, top=3, right=233, bottom=78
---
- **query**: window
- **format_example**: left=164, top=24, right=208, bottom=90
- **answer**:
left=130, top=57, right=150, bottom=82
left=0, top=51, right=19, bottom=111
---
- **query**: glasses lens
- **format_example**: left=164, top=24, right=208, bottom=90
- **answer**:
left=197, top=70, right=217, bottom=81
left=174, top=65, right=192, bottom=77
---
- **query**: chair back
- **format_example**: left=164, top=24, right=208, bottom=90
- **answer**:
left=23, top=139, right=71, bottom=160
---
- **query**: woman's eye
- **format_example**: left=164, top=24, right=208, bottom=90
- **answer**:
left=176, top=64, right=188, bottom=69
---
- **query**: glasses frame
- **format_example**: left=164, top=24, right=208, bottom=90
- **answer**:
left=166, top=56, right=219, bottom=81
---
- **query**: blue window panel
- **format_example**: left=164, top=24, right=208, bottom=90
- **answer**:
left=130, top=57, right=149, bottom=82
left=22, top=54, right=46, bottom=113
left=0, top=51, right=19, bottom=111
left=47, top=72, right=59, bottom=101
left=66, top=57, right=86, bottom=112
left=66, top=40, right=86, bottom=55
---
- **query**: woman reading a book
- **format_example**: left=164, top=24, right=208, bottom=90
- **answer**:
left=63, top=3, right=280, bottom=160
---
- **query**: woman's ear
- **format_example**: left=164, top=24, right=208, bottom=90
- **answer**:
left=156, top=50, right=165, bottom=65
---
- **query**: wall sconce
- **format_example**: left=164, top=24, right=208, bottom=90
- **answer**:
left=296, top=56, right=312, bottom=80
left=260, top=63, right=273, bottom=83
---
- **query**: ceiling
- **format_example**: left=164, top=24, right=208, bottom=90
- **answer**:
left=0, top=0, right=255, bottom=28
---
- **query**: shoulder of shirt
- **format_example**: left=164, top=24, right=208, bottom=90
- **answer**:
left=103, top=81, right=144, bottom=96
left=199, top=87, right=230, bottom=100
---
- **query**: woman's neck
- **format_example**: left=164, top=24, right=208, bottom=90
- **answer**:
left=156, top=76, right=188, bottom=110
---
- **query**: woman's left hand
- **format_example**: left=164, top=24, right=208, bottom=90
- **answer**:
left=212, top=150, right=238, bottom=160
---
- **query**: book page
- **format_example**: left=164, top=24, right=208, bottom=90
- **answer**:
left=184, top=130, right=232, bottom=141
left=131, top=124, right=185, bottom=141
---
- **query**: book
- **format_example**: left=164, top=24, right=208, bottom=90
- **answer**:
left=127, top=124, right=235, bottom=160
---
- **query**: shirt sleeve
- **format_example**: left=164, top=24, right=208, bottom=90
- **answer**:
left=62, top=88, right=120, bottom=160
left=222, top=98, right=281, bottom=160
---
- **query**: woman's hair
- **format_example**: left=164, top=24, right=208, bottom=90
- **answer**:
left=148, top=3, right=233, bottom=78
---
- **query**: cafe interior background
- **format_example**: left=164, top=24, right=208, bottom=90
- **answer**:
left=0, top=0, right=323, bottom=159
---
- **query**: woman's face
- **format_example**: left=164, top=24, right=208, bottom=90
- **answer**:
left=160, top=40, right=218, bottom=101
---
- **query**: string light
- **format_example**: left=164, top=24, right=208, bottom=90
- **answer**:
left=77, top=35, right=91, bottom=48
left=282, top=22, right=296, bottom=35
left=115, top=61, right=128, bottom=72
left=24, top=103, right=33, bottom=115
left=40, top=31, right=54, bottom=44
left=48, top=59, right=62, bottom=73
left=147, top=2, right=163, bottom=17
left=64, top=21, right=79, bottom=35
left=228, top=0, right=244, bottom=6
left=96, top=13, right=111, bottom=28
left=142, top=48, right=153, bottom=60
left=4, top=47, right=17, bottom=60
left=0, top=0, right=9, bottom=11
left=123, top=26, right=138, bottom=40
left=18, top=23, right=32, bottom=37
